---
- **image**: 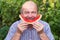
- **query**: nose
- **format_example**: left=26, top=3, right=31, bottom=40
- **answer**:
left=28, top=13, right=32, bottom=17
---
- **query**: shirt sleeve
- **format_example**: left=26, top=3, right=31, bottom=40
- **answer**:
left=4, top=23, right=17, bottom=40
left=44, top=23, right=55, bottom=40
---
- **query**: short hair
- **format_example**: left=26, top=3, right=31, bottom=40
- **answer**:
left=20, top=1, right=38, bottom=14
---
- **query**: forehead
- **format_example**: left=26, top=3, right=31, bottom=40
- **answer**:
left=22, top=1, right=37, bottom=11
left=22, top=6, right=37, bottom=12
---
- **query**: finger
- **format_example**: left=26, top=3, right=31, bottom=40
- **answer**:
left=33, top=24, right=38, bottom=29
left=21, top=25, right=28, bottom=28
left=33, top=22, right=44, bottom=27
left=21, top=24, right=28, bottom=26
left=33, top=24, right=43, bottom=31
left=34, top=22, right=41, bottom=25
left=20, top=22, right=28, bottom=25
left=33, top=23, right=43, bottom=29
left=33, top=23, right=39, bottom=27
left=18, top=23, right=28, bottom=26
left=18, top=25, right=27, bottom=30
left=21, top=26, right=27, bottom=31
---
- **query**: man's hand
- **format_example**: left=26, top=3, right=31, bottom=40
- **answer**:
left=11, top=22, right=28, bottom=40
left=33, top=22, right=49, bottom=40
left=17, top=22, right=28, bottom=33
left=33, top=22, right=44, bottom=33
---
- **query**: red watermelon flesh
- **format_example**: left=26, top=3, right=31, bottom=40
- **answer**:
left=19, top=14, right=42, bottom=24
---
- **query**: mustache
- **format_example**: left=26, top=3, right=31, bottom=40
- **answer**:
left=25, top=17, right=35, bottom=20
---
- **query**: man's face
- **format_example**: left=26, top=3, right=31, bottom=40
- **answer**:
left=21, top=6, right=38, bottom=20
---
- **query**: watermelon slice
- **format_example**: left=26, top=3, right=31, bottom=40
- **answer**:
left=19, top=14, right=42, bottom=24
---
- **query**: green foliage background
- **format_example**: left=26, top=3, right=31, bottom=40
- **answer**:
left=0, top=0, right=60, bottom=40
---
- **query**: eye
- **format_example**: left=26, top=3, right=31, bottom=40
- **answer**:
left=26, top=12, right=29, bottom=13
left=31, top=11, right=37, bottom=14
left=24, top=11, right=29, bottom=14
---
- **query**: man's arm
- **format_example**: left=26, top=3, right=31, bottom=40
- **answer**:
left=44, top=23, right=54, bottom=40
left=38, top=23, right=54, bottom=40
left=33, top=22, right=54, bottom=40
left=4, top=23, right=17, bottom=40
left=38, top=31, right=49, bottom=40
left=33, top=22, right=49, bottom=40
left=11, top=30, right=21, bottom=40
left=11, top=22, right=28, bottom=40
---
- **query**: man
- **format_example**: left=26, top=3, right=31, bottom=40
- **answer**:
left=5, top=1, right=54, bottom=40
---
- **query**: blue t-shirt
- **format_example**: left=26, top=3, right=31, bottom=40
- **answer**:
left=4, top=20, right=54, bottom=40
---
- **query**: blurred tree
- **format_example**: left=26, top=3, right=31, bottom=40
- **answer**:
left=0, top=0, right=60, bottom=40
